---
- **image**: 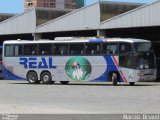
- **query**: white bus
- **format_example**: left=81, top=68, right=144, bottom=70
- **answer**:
left=2, top=37, right=157, bottom=86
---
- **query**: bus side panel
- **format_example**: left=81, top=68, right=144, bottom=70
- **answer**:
left=51, top=56, right=64, bottom=81
left=90, top=56, right=124, bottom=82
left=54, top=56, right=108, bottom=82
left=119, top=67, right=136, bottom=82
left=58, top=56, right=124, bottom=82
left=3, top=56, right=125, bottom=82
left=3, top=57, right=25, bottom=80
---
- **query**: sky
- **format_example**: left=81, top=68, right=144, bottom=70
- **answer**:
left=0, top=0, right=155, bottom=14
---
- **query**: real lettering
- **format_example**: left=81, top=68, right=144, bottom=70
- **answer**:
left=19, top=57, right=57, bottom=69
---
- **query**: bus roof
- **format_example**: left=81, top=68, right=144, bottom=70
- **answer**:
left=3, top=37, right=150, bottom=44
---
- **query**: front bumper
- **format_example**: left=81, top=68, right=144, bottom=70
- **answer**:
left=139, top=75, right=157, bottom=82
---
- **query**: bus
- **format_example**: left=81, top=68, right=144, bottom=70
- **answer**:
left=2, top=37, right=157, bottom=86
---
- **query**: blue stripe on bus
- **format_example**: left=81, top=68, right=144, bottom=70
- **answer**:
left=89, top=39, right=104, bottom=43
left=3, top=65, right=25, bottom=80
left=91, top=56, right=123, bottom=82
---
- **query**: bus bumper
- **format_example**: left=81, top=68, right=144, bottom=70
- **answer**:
left=139, top=75, right=157, bottom=82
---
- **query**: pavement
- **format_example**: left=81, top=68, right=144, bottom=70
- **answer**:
left=0, top=80, right=160, bottom=114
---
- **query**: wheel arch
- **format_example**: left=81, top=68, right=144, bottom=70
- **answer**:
left=26, top=70, right=38, bottom=78
left=107, top=71, right=120, bottom=82
left=40, top=70, right=52, bottom=79
left=26, top=70, right=40, bottom=84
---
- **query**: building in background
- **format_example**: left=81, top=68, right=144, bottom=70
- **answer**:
left=0, top=13, right=16, bottom=22
left=100, top=1, right=143, bottom=22
left=24, top=0, right=85, bottom=10
left=36, top=8, right=72, bottom=26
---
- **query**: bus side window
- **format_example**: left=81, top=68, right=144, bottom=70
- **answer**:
left=54, top=44, right=68, bottom=55
left=103, top=43, right=118, bottom=55
left=24, top=44, right=37, bottom=55
left=5, top=45, right=14, bottom=57
left=69, top=43, right=84, bottom=55
left=85, top=43, right=101, bottom=55
left=39, top=44, right=52, bottom=55
left=15, top=45, right=23, bottom=56
left=119, top=43, right=132, bottom=54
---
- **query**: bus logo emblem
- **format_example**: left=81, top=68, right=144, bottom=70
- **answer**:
left=65, top=57, right=92, bottom=81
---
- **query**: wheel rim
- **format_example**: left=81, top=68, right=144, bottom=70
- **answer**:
left=43, top=75, right=50, bottom=82
left=112, top=73, right=117, bottom=81
left=29, top=73, right=37, bottom=82
left=112, top=73, right=117, bottom=85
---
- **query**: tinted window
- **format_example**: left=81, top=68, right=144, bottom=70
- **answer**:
left=39, top=44, right=53, bottom=55
left=137, top=52, right=156, bottom=69
left=54, top=44, right=68, bottom=55
left=103, top=43, right=118, bottom=55
left=24, top=44, right=37, bottom=55
left=5, top=45, right=14, bottom=56
left=15, top=45, right=23, bottom=56
left=119, top=53, right=136, bottom=69
left=69, top=43, right=84, bottom=55
left=119, top=43, right=132, bottom=54
left=85, top=43, right=101, bottom=55
left=134, top=42, right=153, bottom=52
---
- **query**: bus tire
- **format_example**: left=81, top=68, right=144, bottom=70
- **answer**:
left=108, top=72, right=119, bottom=86
left=41, top=72, right=53, bottom=84
left=27, top=71, right=39, bottom=84
left=60, top=81, right=69, bottom=85
left=129, top=82, right=135, bottom=86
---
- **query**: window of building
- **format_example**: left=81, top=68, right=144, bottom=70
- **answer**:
left=28, top=2, right=33, bottom=7
left=44, top=3, right=49, bottom=7
left=50, top=0, right=55, bottom=2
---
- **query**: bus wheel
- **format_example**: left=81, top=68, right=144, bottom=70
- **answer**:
left=41, top=72, right=53, bottom=84
left=27, top=71, right=39, bottom=84
left=129, top=82, right=135, bottom=86
left=60, top=81, right=69, bottom=85
left=111, top=72, right=118, bottom=86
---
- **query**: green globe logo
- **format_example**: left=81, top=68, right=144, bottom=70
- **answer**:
left=65, top=57, right=92, bottom=80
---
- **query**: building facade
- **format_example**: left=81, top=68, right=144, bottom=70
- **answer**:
left=24, top=0, right=84, bottom=10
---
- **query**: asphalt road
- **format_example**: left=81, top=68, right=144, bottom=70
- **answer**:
left=0, top=80, right=160, bottom=114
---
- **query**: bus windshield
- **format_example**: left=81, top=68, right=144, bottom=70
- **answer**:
left=134, top=42, right=155, bottom=69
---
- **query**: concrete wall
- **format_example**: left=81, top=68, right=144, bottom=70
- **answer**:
left=0, top=9, right=36, bottom=35
left=100, top=1, right=160, bottom=29
left=36, top=2, right=100, bottom=33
